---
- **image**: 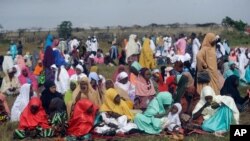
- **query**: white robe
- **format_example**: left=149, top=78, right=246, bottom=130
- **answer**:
left=55, top=66, right=69, bottom=94
left=95, top=112, right=137, bottom=134
left=2, top=56, right=14, bottom=74
left=150, top=39, right=156, bottom=54
left=191, top=38, right=201, bottom=69
left=238, top=49, right=248, bottom=81
left=11, top=84, right=31, bottom=121
left=167, top=103, right=182, bottom=131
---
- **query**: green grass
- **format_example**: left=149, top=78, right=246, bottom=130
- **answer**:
left=0, top=32, right=250, bottom=141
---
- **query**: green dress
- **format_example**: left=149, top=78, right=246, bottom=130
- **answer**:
left=134, top=92, right=172, bottom=134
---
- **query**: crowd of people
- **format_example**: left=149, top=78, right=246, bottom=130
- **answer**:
left=0, top=31, right=249, bottom=140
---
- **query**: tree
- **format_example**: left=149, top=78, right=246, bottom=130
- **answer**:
left=222, top=16, right=247, bottom=31
left=57, top=21, right=72, bottom=39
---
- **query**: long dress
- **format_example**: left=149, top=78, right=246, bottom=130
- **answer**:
left=196, top=33, right=220, bottom=95
left=134, top=92, right=172, bottom=134
left=139, top=38, right=156, bottom=69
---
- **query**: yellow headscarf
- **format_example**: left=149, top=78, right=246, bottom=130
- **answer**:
left=90, top=66, right=98, bottom=73
left=100, top=88, right=134, bottom=119
left=139, top=38, right=155, bottom=69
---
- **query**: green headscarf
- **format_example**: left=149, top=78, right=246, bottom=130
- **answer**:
left=131, top=61, right=142, bottom=71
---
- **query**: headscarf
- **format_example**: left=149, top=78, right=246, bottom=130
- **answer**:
left=166, top=76, right=177, bottom=93
left=175, top=75, right=188, bottom=103
left=126, top=34, right=139, bottom=62
left=18, top=97, right=50, bottom=130
left=139, top=38, right=155, bottom=69
left=45, top=34, right=53, bottom=50
left=88, top=72, right=99, bottom=82
left=33, top=60, right=43, bottom=76
left=112, top=65, right=128, bottom=82
left=53, top=49, right=66, bottom=67
left=76, top=64, right=84, bottom=72
left=182, top=72, right=194, bottom=88
left=192, top=86, right=239, bottom=124
left=131, top=61, right=142, bottom=71
left=220, top=75, right=246, bottom=105
left=43, top=46, right=55, bottom=68
left=67, top=99, right=98, bottom=137
left=90, top=66, right=98, bottom=73
left=72, top=77, right=102, bottom=106
left=144, top=92, right=173, bottom=116
left=18, top=67, right=38, bottom=91
left=52, top=39, right=59, bottom=48
left=114, top=72, right=131, bottom=100
left=167, top=103, right=182, bottom=131
left=40, top=80, right=62, bottom=114
left=0, top=93, right=10, bottom=114
left=135, top=68, right=156, bottom=97
left=16, top=55, right=26, bottom=70
left=11, top=84, right=32, bottom=121
left=100, top=88, right=134, bottom=119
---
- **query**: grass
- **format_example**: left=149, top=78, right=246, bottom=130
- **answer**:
left=0, top=31, right=250, bottom=141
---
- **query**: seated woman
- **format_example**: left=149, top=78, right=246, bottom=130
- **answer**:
left=33, top=60, right=43, bottom=76
left=115, top=72, right=136, bottom=102
left=11, top=84, right=36, bottom=121
left=94, top=50, right=104, bottom=64
left=70, top=64, right=87, bottom=82
left=224, top=61, right=240, bottom=79
left=192, top=86, right=239, bottom=136
left=48, top=97, right=68, bottom=137
left=129, top=61, right=141, bottom=85
left=220, top=75, right=250, bottom=111
left=40, top=80, right=63, bottom=115
left=134, top=92, right=173, bottom=134
left=68, top=77, right=102, bottom=117
left=0, top=93, right=10, bottom=124
left=67, top=99, right=98, bottom=140
left=134, top=68, right=156, bottom=110
left=14, top=97, right=53, bottom=139
left=1, top=68, right=20, bottom=96
left=152, top=69, right=168, bottom=92
left=112, top=65, right=128, bottom=82
left=18, top=67, right=38, bottom=91
left=166, top=75, right=177, bottom=94
left=89, top=71, right=104, bottom=103
left=64, top=81, right=77, bottom=106
left=95, top=88, right=136, bottom=135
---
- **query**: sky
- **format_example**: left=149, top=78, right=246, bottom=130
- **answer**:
left=0, top=0, right=249, bottom=30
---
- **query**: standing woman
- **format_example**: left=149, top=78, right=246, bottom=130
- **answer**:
left=139, top=38, right=156, bottom=69
left=134, top=68, right=156, bottom=110
left=126, top=34, right=140, bottom=65
left=196, top=33, right=220, bottom=95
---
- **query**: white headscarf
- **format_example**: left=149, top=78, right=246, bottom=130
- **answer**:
left=192, top=86, right=239, bottom=124
left=115, top=72, right=130, bottom=91
left=167, top=103, right=182, bottom=131
left=10, top=84, right=31, bottom=121
left=76, top=64, right=84, bottom=72
left=126, top=34, right=139, bottom=62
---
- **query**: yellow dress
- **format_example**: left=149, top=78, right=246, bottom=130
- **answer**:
left=139, top=38, right=156, bottom=69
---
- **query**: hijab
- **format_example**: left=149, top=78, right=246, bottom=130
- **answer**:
left=175, top=75, right=188, bottom=103
left=11, top=84, right=32, bottom=121
left=144, top=92, right=173, bottom=116
left=18, top=97, right=50, bottom=130
left=100, top=88, right=134, bottom=119
left=167, top=103, right=182, bottom=131
left=192, top=86, right=239, bottom=124
left=40, top=80, right=62, bottom=114
left=18, top=67, right=38, bottom=91
left=67, top=99, right=98, bottom=137
left=220, top=75, right=246, bottom=105
left=126, top=34, right=139, bottom=62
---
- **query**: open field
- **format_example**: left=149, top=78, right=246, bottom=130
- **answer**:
left=0, top=29, right=250, bottom=141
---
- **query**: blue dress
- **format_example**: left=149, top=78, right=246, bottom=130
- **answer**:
left=202, top=105, right=233, bottom=132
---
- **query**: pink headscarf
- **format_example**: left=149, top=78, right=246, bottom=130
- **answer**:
left=52, top=39, right=60, bottom=48
left=16, top=55, right=26, bottom=69
left=18, top=67, right=38, bottom=91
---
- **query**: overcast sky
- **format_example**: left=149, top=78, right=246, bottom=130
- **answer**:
left=0, top=0, right=249, bottom=30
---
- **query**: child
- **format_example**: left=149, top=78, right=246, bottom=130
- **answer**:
left=167, top=103, right=182, bottom=133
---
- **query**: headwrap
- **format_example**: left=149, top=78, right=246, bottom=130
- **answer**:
left=76, top=64, right=84, bottom=72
